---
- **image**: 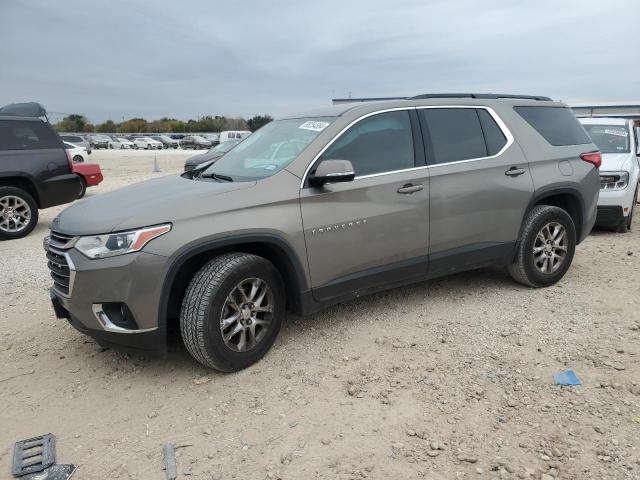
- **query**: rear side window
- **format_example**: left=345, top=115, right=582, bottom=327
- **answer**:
left=514, top=106, right=590, bottom=146
left=319, top=110, right=414, bottom=176
left=419, top=108, right=487, bottom=164
left=0, top=120, right=61, bottom=150
left=478, top=109, right=507, bottom=156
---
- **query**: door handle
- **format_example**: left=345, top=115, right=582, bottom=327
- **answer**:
left=397, top=183, right=424, bottom=194
left=505, top=167, right=526, bottom=177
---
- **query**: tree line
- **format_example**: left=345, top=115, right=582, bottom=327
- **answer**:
left=54, top=114, right=273, bottom=133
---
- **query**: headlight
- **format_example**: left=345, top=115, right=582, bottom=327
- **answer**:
left=600, top=171, right=629, bottom=191
left=75, top=224, right=171, bottom=259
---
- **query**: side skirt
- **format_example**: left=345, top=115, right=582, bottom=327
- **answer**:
left=298, top=242, right=516, bottom=315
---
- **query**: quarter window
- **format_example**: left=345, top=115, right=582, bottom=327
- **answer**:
left=514, top=106, right=590, bottom=146
left=0, top=120, right=61, bottom=150
left=478, top=109, right=507, bottom=156
left=419, top=108, right=487, bottom=165
left=318, top=110, right=414, bottom=176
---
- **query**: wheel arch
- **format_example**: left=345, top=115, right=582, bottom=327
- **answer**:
left=0, top=174, right=42, bottom=208
left=158, top=234, right=309, bottom=334
left=522, top=186, right=585, bottom=244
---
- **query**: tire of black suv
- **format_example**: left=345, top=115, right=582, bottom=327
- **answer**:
left=508, top=205, right=576, bottom=288
left=0, top=186, right=39, bottom=240
left=77, top=178, right=87, bottom=199
left=180, top=253, right=285, bottom=372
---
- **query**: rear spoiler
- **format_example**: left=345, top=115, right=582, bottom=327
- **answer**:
left=0, top=102, right=48, bottom=121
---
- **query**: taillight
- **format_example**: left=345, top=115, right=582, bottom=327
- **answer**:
left=580, top=151, right=601, bottom=169
left=65, top=149, right=74, bottom=171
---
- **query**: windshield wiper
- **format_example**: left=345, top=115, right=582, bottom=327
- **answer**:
left=200, top=172, right=233, bottom=182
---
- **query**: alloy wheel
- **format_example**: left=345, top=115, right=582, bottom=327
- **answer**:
left=0, top=195, right=31, bottom=233
left=533, top=221, right=567, bottom=274
left=220, top=278, right=274, bottom=352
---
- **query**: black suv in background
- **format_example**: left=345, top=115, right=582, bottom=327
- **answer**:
left=0, top=103, right=81, bottom=240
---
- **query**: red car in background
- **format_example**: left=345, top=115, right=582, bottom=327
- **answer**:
left=71, top=162, right=103, bottom=198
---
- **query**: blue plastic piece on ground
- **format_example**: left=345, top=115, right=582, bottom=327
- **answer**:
left=554, top=369, right=582, bottom=386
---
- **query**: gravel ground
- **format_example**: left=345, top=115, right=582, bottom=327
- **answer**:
left=1, top=150, right=639, bottom=479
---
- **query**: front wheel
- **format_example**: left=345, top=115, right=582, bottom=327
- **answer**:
left=180, top=253, right=285, bottom=372
left=508, top=205, right=576, bottom=287
left=0, top=187, right=39, bottom=240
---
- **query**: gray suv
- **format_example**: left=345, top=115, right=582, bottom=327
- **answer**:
left=46, top=94, right=600, bottom=372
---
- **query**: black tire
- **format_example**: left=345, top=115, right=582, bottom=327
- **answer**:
left=508, top=205, right=576, bottom=287
left=180, top=253, right=285, bottom=372
left=72, top=155, right=84, bottom=163
left=0, top=186, right=39, bottom=240
left=146, top=144, right=151, bottom=150
left=108, top=144, right=113, bottom=149
left=77, top=177, right=87, bottom=199
left=625, top=182, right=638, bottom=231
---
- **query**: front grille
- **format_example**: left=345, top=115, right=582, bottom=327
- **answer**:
left=46, top=231, right=76, bottom=296
left=49, top=231, right=76, bottom=249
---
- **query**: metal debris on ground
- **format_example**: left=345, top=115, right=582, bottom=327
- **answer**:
left=12, top=433, right=56, bottom=477
left=553, top=369, right=582, bottom=386
left=163, top=443, right=178, bottom=480
left=21, top=464, right=77, bottom=479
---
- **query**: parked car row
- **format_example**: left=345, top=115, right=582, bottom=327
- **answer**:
left=55, top=131, right=251, bottom=151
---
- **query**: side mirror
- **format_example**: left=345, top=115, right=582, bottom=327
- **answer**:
left=309, top=159, right=355, bottom=186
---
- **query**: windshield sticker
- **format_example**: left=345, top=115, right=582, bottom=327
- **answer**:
left=299, top=121, right=329, bottom=132
left=602, top=128, right=628, bottom=137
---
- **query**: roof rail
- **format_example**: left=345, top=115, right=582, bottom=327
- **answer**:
left=409, top=93, right=552, bottom=101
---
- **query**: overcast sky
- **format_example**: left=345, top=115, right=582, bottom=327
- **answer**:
left=1, top=0, right=638, bottom=123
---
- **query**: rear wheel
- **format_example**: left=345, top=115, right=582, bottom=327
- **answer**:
left=77, top=177, right=87, bottom=199
left=180, top=253, right=285, bottom=372
left=72, top=154, right=84, bottom=163
left=508, top=205, right=576, bottom=287
left=0, top=187, right=38, bottom=240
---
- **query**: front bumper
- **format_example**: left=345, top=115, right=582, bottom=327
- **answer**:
left=50, top=291, right=164, bottom=353
left=47, top=247, right=169, bottom=353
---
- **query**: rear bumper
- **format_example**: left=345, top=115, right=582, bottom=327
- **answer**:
left=72, top=163, right=103, bottom=187
left=596, top=205, right=624, bottom=228
left=39, top=174, right=82, bottom=208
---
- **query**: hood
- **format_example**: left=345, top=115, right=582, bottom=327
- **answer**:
left=600, top=153, right=633, bottom=172
left=52, top=174, right=255, bottom=235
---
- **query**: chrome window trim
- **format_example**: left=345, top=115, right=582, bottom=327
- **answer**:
left=300, top=105, right=514, bottom=187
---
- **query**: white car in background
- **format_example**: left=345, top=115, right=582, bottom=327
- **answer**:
left=132, top=137, right=163, bottom=150
left=219, top=130, right=251, bottom=143
left=108, top=136, right=134, bottom=149
left=580, top=117, right=640, bottom=232
left=63, top=141, right=89, bottom=163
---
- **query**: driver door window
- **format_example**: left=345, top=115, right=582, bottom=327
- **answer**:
left=318, top=110, right=415, bottom=176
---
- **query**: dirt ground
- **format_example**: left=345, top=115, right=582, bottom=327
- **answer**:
left=1, top=150, right=639, bottom=480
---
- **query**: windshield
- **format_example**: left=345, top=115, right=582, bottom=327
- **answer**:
left=582, top=124, right=630, bottom=153
left=202, top=117, right=333, bottom=181
left=210, top=140, right=238, bottom=154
